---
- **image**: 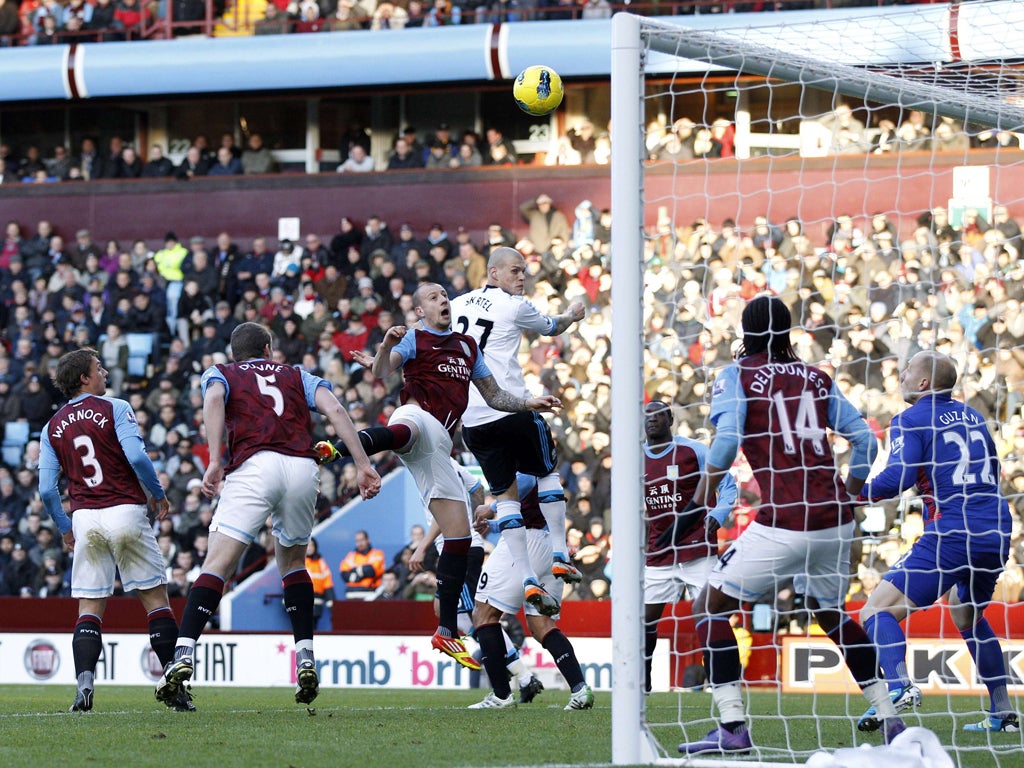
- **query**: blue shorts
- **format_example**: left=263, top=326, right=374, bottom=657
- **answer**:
left=883, top=531, right=1008, bottom=608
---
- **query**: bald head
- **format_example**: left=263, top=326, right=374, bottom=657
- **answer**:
left=412, top=281, right=442, bottom=308
left=411, top=281, right=452, bottom=331
left=487, top=246, right=524, bottom=271
left=901, top=351, right=958, bottom=403
left=487, top=247, right=527, bottom=295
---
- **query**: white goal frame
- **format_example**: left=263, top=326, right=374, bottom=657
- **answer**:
left=609, top=6, right=1024, bottom=765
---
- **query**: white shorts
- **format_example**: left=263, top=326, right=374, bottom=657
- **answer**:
left=708, top=520, right=854, bottom=608
left=476, top=527, right=559, bottom=618
left=211, top=450, right=319, bottom=546
left=391, top=405, right=467, bottom=505
left=645, top=557, right=716, bottom=604
left=70, top=504, right=166, bottom=598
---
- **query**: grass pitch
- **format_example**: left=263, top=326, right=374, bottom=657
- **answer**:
left=0, top=687, right=1019, bottom=768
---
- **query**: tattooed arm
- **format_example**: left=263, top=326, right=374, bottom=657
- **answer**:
left=472, top=375, right=561, bottom=413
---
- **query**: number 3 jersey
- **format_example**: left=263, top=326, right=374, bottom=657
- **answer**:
left=451, top=285, right=557, bottom=428
left=41, top=394, right=147, bottom=511
left=202, top=360, right=321, bottom=473
left=861, top=392, right=1011, bottom=546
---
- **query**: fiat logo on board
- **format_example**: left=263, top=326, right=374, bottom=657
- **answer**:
left=24, top=639, right=60, bottom=680
left=141, top=646, right=164, bottom=680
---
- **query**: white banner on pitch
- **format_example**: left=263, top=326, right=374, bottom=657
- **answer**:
left=0, top=634, right=651, bottom=691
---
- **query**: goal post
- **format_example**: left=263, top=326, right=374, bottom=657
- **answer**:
left=610, top=5, right=1024, bottom=766
left=609, top=10, right=655, bottom=766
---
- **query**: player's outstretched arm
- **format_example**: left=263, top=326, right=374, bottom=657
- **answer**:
left=367, top=325, right=407, bottom=379
left=858, top=416, right=923, bottom=503
left=547, top=300, right=587, bottom=336
left=472, top=374, right=561, bottom=413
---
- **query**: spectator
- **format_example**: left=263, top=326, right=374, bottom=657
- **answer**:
left=484, top=126, right=517, bottom=165
left=372, top=569, right=403, bottom=600
left=338, top=529, right=385, bottom=596
left=370, top=1, right=408, bottom=28
left=520, top=193, right=570, bottom=253
left=819, top=103, right=868, bottom=155
left=359, top=215, right=392, bottom=262
left=142, top=144, right=176, bottom=177
left=114, top=0, right=150, bottom=35
left=88, top=0, right=122, bottom=40
left=44, top=145, right=73, bottom=180
left=176, top=146, right=210, bottom=180
left=0, top=0, right=19, bottom=41
left=294, top=0, right=327, bottom=32
left=451, top=141, right=482, bottom=168
left=337, top=144, right=375, bottom=173
left=255, top=1, right=291, bottom=33
left=207, top=146, right=243, bottom=176
left=386, top=138, right=423, bottom=170
left=17, top=146, right=46, bottom=180
left=241, top=133, right=277, bottom=174
left=0, top=158, right=17, bottom=184
left=305, top=537, right=336, bottom=626
left=566, top=119, right=597, bottom=164
left=330, top=0, right=369, bottom=30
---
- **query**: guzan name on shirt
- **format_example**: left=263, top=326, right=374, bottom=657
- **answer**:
left=938, top=409, right=980, bottom=426
left=50, top=409, right=110, bottom=439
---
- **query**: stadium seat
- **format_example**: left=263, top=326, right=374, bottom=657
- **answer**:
left=2, top=445, right=24, bottom=468
left=125, top=332, right=158, bottom=377
left=2, top=421, right=30, bottom=449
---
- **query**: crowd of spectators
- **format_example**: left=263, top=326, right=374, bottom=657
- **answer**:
left=0, top=120, right=610, bottom=186
left=1, top=187, right=1023, bottom=614
left=2, top=0, right=895, bottom=46
left=0, top=133, right=276, bottom=184
left=5, top=107, right=1021, bottom=190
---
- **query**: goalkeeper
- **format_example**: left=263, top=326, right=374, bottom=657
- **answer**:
left=856, top=351, right=1017, bottom=734
left=642, top=398, right=737, bottom=694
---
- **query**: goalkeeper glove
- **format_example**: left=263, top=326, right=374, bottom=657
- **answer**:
left=315, top=440, right=341, bottom=465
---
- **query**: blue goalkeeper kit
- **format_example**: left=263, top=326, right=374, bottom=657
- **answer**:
left=862, top=392, right=1010, bottom=607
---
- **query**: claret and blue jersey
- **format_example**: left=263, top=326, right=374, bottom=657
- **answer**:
left=861, top=392, right=1011, bottom=548
left=391, top=324, right=490, bottom=436
left=708, top=353, right=877, bottom=531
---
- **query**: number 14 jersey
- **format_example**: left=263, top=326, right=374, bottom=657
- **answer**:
left=711, top=353, right=854, bottom=532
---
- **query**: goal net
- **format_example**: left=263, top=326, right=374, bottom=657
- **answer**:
left=610, top=4, right=1024, bottom=765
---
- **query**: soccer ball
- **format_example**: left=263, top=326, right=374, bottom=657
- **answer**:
left=513, top=65, right=564, bottom=117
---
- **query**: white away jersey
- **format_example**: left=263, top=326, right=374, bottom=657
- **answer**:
left=451, top=285, right=557, bottom=427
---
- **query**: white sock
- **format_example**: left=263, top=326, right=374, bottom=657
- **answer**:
left=506, top=656, right=532, bottom=687
left=174, top=638, right=196, bottom=658
left=712, top=681, right=746, bottom=726
left=496, top=499, right=539, bottom=584
left=538, top=473, right=569, bottom=561
left=863, top=680, right=897, bottom=717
